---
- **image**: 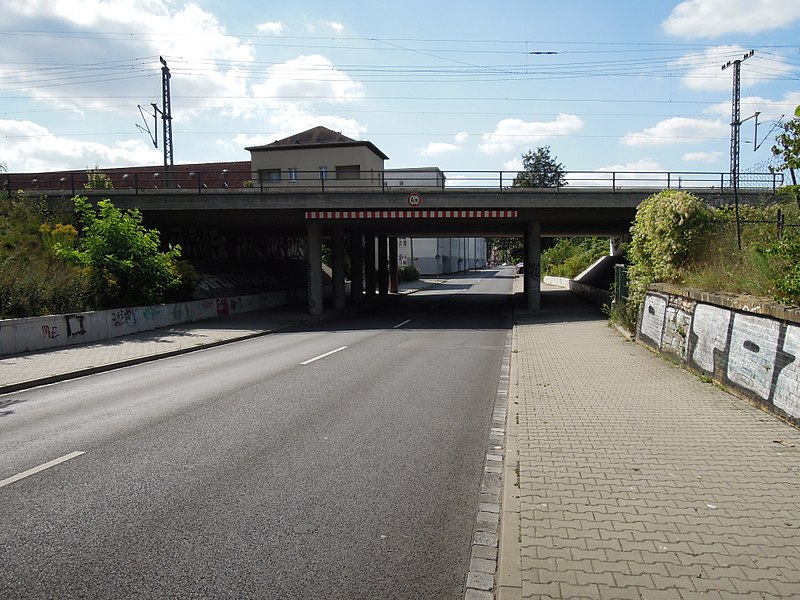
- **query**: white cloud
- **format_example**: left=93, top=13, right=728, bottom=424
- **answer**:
left=663, top=0, right=800, bottom=38
left=257, top=21, right=285, bottom=35
left=478, top=114, right=583, bottom=155
left=420, top=142, right=459, bottom=157
left=563, top=159, right=667, bottom=187
left=705, top=91, right=800, bottom=122
left=0, top=1, right=255, bottom=115
left=621, top=117, right=727, bottom=147
left=251, top=54, right=364, bottom=109
left=420, top=132, right=471, bottom=156
left=232, top=115, right=367, bottom=150
left=1, top=119, right=161, bottom=172
left=672, top=46, right=794, bottom=92
left=682, top=151, right=722, bottom=163
left=327, top=22, right=345, bottom=33
left=597, top=158, right=666, bottom=172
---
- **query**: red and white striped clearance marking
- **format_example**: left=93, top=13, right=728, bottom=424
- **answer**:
left=305, top=209, right=518, bottom=220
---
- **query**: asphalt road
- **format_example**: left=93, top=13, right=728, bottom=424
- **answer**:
left=0, top=269, right=514, bottom=599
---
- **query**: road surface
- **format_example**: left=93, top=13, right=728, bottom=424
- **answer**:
left=1, top=270, right=514, bottom=599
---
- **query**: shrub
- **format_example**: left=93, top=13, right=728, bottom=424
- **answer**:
left=398, top=265, right=420, bottom=282
left=54, top=196, right=183, bottom=308
left=541, top=237, right=608, bottom=279
left=0, top=192, right=91, bottom=317
left=627, top=190, right=715, bottom=310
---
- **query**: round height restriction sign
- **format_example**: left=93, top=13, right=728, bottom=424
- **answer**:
left=407, top=192, right=422, bottom=207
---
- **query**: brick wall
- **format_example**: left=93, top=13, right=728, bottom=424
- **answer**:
left=637, top=284, right=800, bottom=426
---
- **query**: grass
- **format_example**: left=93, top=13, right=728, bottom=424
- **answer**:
left=681, top=195, right=800, bottom=305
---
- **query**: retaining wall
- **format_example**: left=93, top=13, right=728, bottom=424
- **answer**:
left=0, top=288, right=312, bottom=356
left=637, top=284, right=800, bottom=427
left=542, top=276, right=612, bottom=307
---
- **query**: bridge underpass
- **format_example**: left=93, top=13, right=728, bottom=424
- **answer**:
left=45, top=183, right=774, bottom=314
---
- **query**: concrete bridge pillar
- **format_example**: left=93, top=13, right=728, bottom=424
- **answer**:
left=378, top=235, right=389, bottom=296
left=350, top=230, right=364, bottom=303
left=389, top=236, right=398, bottom=294
left=524, top=220, right=541, bottom=310
left=364, top=233, right=376, bottom=298
left=332, top=225, right=346, bottom=309
left=306, top=221, right=324, bottom=315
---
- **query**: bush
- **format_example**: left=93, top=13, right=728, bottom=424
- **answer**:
left=0, top=192, right=92, bottom=317
left=541, top=237, right=608, bottom=278
left=627, top=190, right=715, bottom=310
left=398, top=265, right=420, bottom=282
left=54, top=196, right=183, bottom=308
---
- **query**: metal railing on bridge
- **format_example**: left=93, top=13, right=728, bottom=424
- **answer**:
left=3, top=169, right=784, bottom=197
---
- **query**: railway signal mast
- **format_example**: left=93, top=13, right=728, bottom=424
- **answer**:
left=722, top=49, right=754, bottom=250
left=137, top=57, right=175, bottom=188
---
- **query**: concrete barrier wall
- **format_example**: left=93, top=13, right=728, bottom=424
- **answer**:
left=637, top=284, right=800, bottom=427
left=542, top=276, right=612, bottom=307
left=0, top=287, right=315, bottom=356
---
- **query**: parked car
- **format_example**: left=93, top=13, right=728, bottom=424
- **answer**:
left=516, top=262, right=524, bottom=274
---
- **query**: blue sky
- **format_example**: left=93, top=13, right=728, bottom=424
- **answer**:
left=1, top=0, right=799, bottom=180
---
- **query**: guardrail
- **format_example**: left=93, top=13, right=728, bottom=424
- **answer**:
left=3, top=169, right=784, bottom=196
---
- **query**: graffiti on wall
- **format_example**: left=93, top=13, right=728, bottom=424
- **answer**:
left=640, top=292, right=799, bottom=421
left=65, top=314, right=86, bottom=337
left=162, top=228, right=305, bottom=261
left=111, top=308, right=137, bottom=328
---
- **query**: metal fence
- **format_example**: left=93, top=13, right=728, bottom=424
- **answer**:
left=2, top=169, right=785, bottom=197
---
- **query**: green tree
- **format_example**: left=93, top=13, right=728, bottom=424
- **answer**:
left=487, top=237, right=523, bottom=264
left=771, top=115, right=800, bottom=207
left=55, top=196, right=183, bottom=307
left=541, top=237, right=609, bottom=278
left=513, top=146, right=567, bottom=188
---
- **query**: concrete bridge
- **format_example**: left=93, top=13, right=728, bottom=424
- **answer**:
left=15, top=169, right=782, bottom=313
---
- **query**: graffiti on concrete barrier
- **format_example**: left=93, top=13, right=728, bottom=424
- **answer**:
left=42, top=324, right=59, bottom=339
left=216, top=298, right=229, bottom=316
left=65, top=314, right=86, bottom=337
left=162, top=228, right=305, bottom=261
left=111, top=308, right=137, bottom=328
left=172, top=304, right=185, bottom=322
left=142, top=306, right=161, bottom=321
left=639, top=292, right=799, bottom=420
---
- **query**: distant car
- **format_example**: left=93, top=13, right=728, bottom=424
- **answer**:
left=515, top=262, right=524, bottom=274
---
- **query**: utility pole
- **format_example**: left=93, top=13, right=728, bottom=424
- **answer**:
left=722, top=49, right=754, bottom=250
left=136, top=57, right=175, bottom=188
left=159, top=56, right=175, bottom=188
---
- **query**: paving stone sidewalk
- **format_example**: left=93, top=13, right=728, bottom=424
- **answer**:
left=502, top=285, right=800, bottom=600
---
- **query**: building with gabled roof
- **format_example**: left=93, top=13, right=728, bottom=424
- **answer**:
left=246, top=126, right=389, bottom=188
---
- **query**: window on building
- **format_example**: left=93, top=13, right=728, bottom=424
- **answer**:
left=259, top=169, right=281, bottom=184
left=288, top=168, right=298, bottom=182
left=335, top=165, right=360, bottom=180
left=319, top=166, right=328, bottom=181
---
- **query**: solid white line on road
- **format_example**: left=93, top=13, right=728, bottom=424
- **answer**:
left=300, top=346, right=348, bottom=365
left=0, top=451, right=86, bottom=489
left=393, top=319, right=411, bottom=329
